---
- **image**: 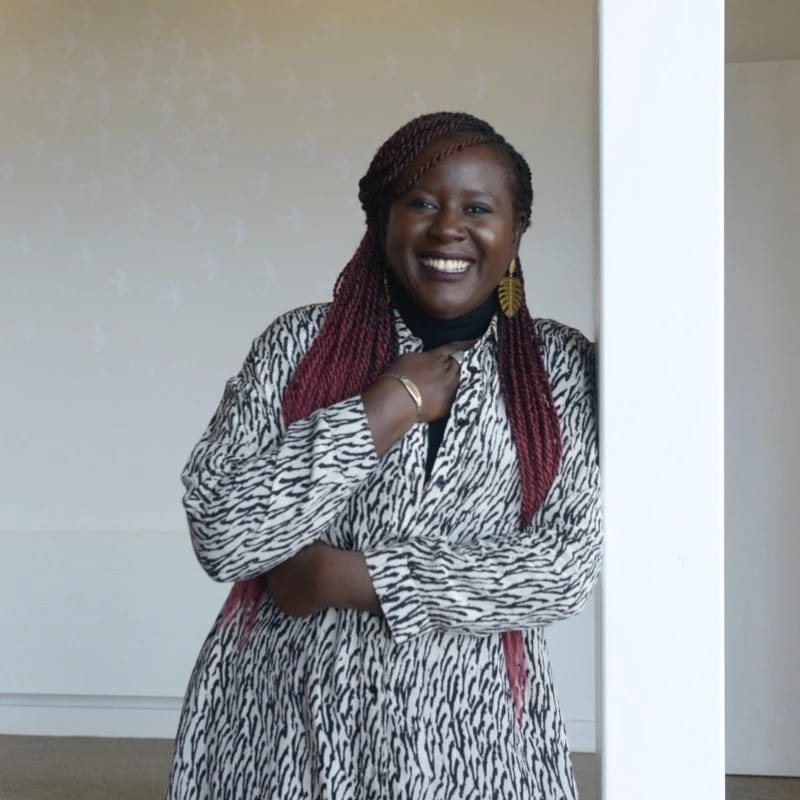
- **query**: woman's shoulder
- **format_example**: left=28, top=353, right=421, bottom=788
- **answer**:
left=533, top=317, right=594, bottom=357
left=249, top=302, right=331, bottom=361
left=531, top=317, right=596, bottom=388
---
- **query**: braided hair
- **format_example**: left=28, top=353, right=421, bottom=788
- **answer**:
left=227, top=112, right=563, bottom=722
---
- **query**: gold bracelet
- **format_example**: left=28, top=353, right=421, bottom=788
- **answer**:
left=382, top=372, right=423, bottom=421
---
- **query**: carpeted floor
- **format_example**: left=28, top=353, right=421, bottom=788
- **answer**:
left=0, top=736, right=797, bottom=800
left=0, top=736, right=173, bottom=800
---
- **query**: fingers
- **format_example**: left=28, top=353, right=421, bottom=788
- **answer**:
left=434, top=339, right=477, bottom=357
left=433, top=340, right=475, bottom=370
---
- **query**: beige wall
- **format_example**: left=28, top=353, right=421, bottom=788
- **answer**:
left=727, top=0, right=800, bottom=62
left=1, top=0, right=598, bottom=745
left=726, top=0, right=800, bottom=773
left=2, top=0, right=596, bottom=533
left=725, top=58, right=800, bottom=774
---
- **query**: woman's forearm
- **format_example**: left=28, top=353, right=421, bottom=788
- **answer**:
left=321, top=547, right=382, bottom=615
left=265, top=542, right=382, bottom=617
left=361, top=379, right=418, bottom=458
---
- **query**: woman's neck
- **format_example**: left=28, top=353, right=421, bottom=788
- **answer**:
left=389, top=275, right=497, bottom=351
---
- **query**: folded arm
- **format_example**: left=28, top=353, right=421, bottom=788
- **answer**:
left=360, top=331, right=602, bottom=638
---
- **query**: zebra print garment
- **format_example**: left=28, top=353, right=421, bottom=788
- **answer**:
left=168, top=304, right=602, bottom=800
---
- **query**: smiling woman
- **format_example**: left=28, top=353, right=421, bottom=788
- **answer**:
left=385, top=138, right=526, bottom=320
left=168, top=112, right=602, bottom=800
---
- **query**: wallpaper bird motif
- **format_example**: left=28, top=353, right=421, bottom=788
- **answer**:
left=1, top=0, right=594, bottom=533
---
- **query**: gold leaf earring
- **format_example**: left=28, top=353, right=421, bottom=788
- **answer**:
left=498, top=258, right=522, bottom=318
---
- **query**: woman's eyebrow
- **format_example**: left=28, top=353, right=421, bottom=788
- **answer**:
left=466, top=189, right=499, bottom=200
left=409, top=183, right=499, bottom=200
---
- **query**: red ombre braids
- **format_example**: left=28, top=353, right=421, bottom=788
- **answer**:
left=225, top=112, right=563, bottom=723
left=281, top=226, right=396, bottom=423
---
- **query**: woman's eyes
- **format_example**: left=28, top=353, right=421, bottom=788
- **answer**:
left=407, top=198, right=436, bottom=210
left=406, top=199, right=493, bottom=214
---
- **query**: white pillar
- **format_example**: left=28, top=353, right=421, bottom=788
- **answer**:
left=596, top=2, right=725, bottom=799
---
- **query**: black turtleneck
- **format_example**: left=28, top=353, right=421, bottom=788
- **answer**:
left=389, top=276, right=496, bottom=479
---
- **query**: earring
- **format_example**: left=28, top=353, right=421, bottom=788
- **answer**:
left=498, top=258, right=522, bottom=318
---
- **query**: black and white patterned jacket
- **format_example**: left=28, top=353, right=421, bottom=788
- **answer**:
left=169, top=304, right=602, bottom=800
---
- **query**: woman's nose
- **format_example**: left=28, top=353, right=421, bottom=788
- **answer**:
left=427, top=207, right=465, bottom=240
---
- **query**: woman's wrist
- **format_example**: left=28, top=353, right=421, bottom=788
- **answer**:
left=361, top=378, right=418, bottom=457
left=381, top=372, right=423, bottom=420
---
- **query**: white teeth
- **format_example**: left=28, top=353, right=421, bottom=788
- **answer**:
left=420, top=257, right=470, bottom=273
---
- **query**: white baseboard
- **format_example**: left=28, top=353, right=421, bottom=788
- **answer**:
left=0, top=694, right=183, bottom=739
left=0, top=694, right=596, bottom=752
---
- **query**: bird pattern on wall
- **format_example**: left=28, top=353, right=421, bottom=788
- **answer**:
left=0, top=0, right=594, bottom=536
left=0, top=1, right=500, bottom=359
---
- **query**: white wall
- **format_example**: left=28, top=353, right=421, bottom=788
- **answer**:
left=725, top=59, right=800, bottom=776
left=1, top=1, right=599, bottom=746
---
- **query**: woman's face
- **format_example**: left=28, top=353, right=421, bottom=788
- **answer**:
left=385, top=141, right=525, bottom=320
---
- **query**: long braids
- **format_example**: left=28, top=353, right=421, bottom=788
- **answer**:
left=224, top=112, right=563, bottom=723
left=281, top=227, right=395, bottom=424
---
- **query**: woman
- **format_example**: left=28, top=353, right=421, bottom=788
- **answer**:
left=168, top=112, right=601, bottom=799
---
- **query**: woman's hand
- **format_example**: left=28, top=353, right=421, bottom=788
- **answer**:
left=384, top=339, right=474, bottom=422
left=265, top=542, right=381, bottom=617
left=361, top=339, right=474, bottom=457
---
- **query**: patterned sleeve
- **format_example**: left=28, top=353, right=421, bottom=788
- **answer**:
left=364, top=326, right=602, bottom=641
left=181, top=307, right=379, bottom=583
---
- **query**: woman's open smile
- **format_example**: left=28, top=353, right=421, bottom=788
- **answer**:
left=418, top=255, right=472, bottom=274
